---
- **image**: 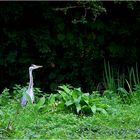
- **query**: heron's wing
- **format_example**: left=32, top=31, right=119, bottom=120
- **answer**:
left=21, top=95, right=27, bottom=106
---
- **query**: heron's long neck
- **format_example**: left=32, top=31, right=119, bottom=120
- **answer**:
left=28, top=69, right=33, bottom=90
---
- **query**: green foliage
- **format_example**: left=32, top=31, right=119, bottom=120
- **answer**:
left=56, top=85, right=109, bottom=115
left=103, top=60, right=116, bottom=91
left=1, top=84, right=140, bottom=139
left=117, top=87, right=132, bottom=104
left=103, top=61, right=140, bottom=104
left=128, top=64, right=140, bottom=89
left=54, top=1, right=106, bottom=24
left=0, top=88, right=10, bottom=105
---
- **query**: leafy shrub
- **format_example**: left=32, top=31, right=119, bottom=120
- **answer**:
left=103, top=61, right=140, bottom=104
left=0, top=88, right=11, bottom=106
left=117, top=87, right=132, bottom=104
left=0, top=85, right=46, bottom=112
left=54, top=85, right=110, bottom=115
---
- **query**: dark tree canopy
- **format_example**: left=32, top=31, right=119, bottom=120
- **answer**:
left=0, top=1, right=140, bottom=93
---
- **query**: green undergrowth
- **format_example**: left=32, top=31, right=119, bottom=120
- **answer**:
left=0, top=85, right=140, bottom=139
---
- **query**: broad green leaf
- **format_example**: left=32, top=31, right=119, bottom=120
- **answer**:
left=59, top=85, right=71, bottom=94
left=76, top=87, right=82, bottom=92
left=117, top=87, right=129, bottom=96
left=57, top=102, right=65, bottom=110
left=91, top=105, right=97, bottom=114
left=74, top=96, right=81, bottom=104
left=34, top=96, right=46, bottom=111
left=99, top=104, right=110, bottom=109
left=48, top=94, right=57, bottom=105
left=97, top=108, right=108, bottom=115
left=76, top=103, right=81, bottom=114
left=72, top=90, right=78, bottom=99
left=37, top=96, right=46, bottom=107
left=58, top=90, right=69, bottom=101
left=65, top=100, right=73, bottom=107
left=82, top=94, right=89, bottom=105
left=84, top=93, right=90, bottom=96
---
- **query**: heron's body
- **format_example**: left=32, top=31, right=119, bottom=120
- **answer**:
left=27, top=88, right=34, bottom=103
left=21, top=64, right=42, bottom=106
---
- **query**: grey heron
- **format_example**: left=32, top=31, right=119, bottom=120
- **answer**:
left=21, top=64, right=43, bottom=106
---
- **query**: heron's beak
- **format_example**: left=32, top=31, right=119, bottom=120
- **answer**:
left=35, top=65, right=43, bottom=69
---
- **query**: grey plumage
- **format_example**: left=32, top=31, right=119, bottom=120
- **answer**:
left=21, top=64, right=42, bottom=106
left=21, top=95, right=27, bottom=106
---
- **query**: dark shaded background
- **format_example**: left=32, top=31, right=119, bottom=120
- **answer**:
left=0, top=1, right=140, bottom=93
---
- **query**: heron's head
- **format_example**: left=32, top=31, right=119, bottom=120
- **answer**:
left=29, top=64, right=43, bottom=70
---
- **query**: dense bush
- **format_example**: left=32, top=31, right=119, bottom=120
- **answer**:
left=47, top=85, right=109, bottom=115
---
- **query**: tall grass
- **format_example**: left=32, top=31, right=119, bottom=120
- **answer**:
left=128, top=63, right=140, bottom=90
left=103, top=60, right=116, bottom=91
left=103, top=61, right=140, bottom=104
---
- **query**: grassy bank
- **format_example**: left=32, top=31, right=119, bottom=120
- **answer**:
left=0, top=85, right=140, bottom=139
